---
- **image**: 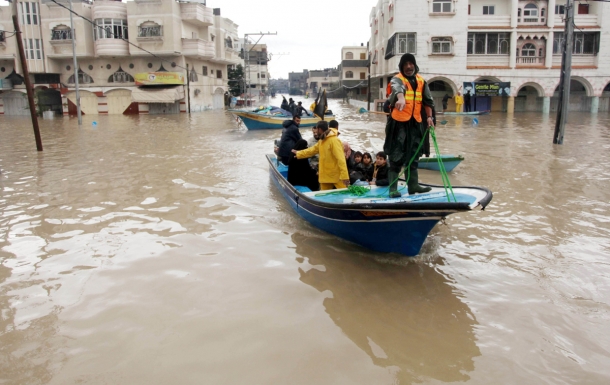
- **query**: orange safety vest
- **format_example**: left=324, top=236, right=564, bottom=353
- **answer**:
left=390, top=73, right=424, bottom=123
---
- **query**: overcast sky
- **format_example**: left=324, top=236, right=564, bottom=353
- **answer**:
left=0, top=0, right=373, bottom=79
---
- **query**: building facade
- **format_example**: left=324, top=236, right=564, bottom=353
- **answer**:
left=0, top=0, right=240, bottom=116
left=236, top=38, right=269, bottom=96
left=339, top=45, right=369, bottom=100
left=307, top=68, right=340, bottom=96
left=369, top=0, right=610, bottom=112
left=288, top=69, right=308, bottom=95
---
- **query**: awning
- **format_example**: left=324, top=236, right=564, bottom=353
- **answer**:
left=131, top=86, right=185, bottom=103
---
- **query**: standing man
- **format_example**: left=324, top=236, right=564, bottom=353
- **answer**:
left=293, top=121, right=349, bottom=190
left=454, top=91, right=464, bottom=113
left=463, top=91, right=471, bottom=112
left=384, top=53, right=435, bottom=197
left=441, top=93, right=451, bottom=113
left=288, top=98, right=297, bottom=116
left=295, top=101, right=311, bottom=117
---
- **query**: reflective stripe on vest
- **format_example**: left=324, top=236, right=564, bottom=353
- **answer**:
left=390, top=74, right=425, bottom=122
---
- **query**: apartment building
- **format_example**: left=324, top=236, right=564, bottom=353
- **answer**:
left=0, top=0, right=240, bottom=116
left=288, top=69, right=308, bottom=95
left=307, top=67, right=340, bottom=96
left=235, top=38, right=269, bottom=96
left=369, top=0, right=610, bottom=113
left=339, top=45, right=369, bottom=100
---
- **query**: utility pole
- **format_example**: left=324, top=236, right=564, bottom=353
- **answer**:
left=367, top=42, right=371, bottom=111
left=69, top=0, right=82, bottom=125
left=11, top=4, right=43, bottom=151
left=553, top=0, right=574, bottom=145
left=186, top=63, right=191, bottom=114
left=243, top=32, right=277, bottom=105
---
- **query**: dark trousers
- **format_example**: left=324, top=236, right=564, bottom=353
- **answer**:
left=464, top=101, right=471, bottom=112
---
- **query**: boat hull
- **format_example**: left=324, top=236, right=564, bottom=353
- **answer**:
left=267, top=155, right=491, bottom=256
left=231, top=111, right=334, bottom=130
left=419, top=155, right=464, bottom=172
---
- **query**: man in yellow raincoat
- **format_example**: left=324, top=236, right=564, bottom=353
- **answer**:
left=454, top=92, right=464, bottom=112
left=293, top=121, right=350, bottom=190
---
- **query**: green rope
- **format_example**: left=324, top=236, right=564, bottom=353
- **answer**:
left=313, top=125, right=457, bottom=202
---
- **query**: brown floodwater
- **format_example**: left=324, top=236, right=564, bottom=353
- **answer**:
left=1, top=99, right=609, bottom=384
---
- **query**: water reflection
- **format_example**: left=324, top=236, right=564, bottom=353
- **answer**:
left=292, top=232, right=480, bottom=383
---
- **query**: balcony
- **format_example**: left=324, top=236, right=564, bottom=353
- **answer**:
left=92, top=0, right=127, bottom=19
left=552, top=54, right=597, bottom=68
left=516, top=56, right=545, bottom=66
left=468, top=15, right=511, bottom=28
left=182, top=39, right=215, bottom=59
left=180, top=2, right=213, bottom=26
left=95, top=39, right=129, bottom=57
left=50, top=30, right=73, bottom=45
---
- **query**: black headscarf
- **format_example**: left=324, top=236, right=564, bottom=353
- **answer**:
left=398, top=53, right=420, bottom=78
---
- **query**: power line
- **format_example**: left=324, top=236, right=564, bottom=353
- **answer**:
left=48, top=0, right=235, bottom=86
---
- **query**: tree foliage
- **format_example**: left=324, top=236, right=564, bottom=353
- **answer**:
left=228, top=65, right=244, bottom=96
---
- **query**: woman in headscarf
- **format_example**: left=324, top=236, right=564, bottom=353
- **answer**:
left=343, top=141, right=356, bottom=172
left=287, top=139, right=319, bottom=191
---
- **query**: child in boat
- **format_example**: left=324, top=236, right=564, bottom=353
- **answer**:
left=349, top=151, right=364, bottom=184
left=370, top=151, right=389, bottom=186
left=357, top=152, right=374, bottom=182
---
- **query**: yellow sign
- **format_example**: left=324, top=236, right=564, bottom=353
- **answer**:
left=134, top=72, right=184, bottom=86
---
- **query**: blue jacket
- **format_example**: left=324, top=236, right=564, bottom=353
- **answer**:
left=278, top=120, right=302, bottom=159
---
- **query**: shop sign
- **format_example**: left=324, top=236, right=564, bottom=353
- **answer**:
left=463, top=82, right=511, bottom=96
left=135, top=72, right=185, bottom=86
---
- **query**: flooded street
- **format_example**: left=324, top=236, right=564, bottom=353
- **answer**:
left=1, top=99, right=610, bottom=384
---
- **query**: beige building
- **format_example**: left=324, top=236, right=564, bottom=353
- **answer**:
left=236, top=38, right=269, bottom=97
left=339, top=45, right=369, bottom=100
left=0, top=0, right=240, bottom=116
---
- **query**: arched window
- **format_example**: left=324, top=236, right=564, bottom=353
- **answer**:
left=68, top=68, right=94, bottom=84
left=524, top=3, right=538, bottom=21
left=345, top=71, right=354, bottom=78
left=345, top=52, right=353, bottom=59
left=108, top=66, right=134, bottom=83
left=51, top=24, right=72, bottom=40
left=521, top=43, right=536, bottom=56
left=138, top=21, right=162, bottom=38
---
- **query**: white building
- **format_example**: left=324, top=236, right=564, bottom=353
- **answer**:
left=339, top=45, right=369, bottom=100
left=369, top=0, right=610, bottom=112
left=0, top=0, right=240, bottom=116
left=235, top=38, right=269, bottom=96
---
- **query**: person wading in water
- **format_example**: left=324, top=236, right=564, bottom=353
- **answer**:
left=384, top=53, right=435, bottom=198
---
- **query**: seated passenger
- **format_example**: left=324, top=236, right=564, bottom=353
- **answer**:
left=370, top=151, right=389, bottom=186
left=343, top=141, right=356, bottom=172
left=287, top=139, right=319, bottom=191
left=277, top=115, right=302, bottom=165
left=349, top=151, right=364, bottom=184
left=357, top=152, right=374, bottom=182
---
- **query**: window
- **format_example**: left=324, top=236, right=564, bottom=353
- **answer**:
left=431, top=37, right=453, bottom=54
left=0, top=31, right=5, bottom=42
left=94, top=19, right=128, bottom=40
left=108, top=67, right=134, bottom=83
left=202, top=66, right=208, bottom=76
left=521, top=43, right=536, bottom=56
left=345, top=71, right=354, bottom=78
left=217, top=70, right=222, bottom=79
left=523, top=3, right=538, bottom=22
left=211, top=34, right=215, bottom=42
left=261, top=73, right=266, bottom=78
left=68, top=69, right=94, bottom=84
left=52, top=25, right=72, bottom=40
left=345, top=52, right=353, bottom=59
left=483, top=6, right=495, bottom=15
left=432, top=0, right=452, bottom=13
left=553, top=32, right=599, bottom=55
left=468, top=33, right=510, bottom=55
left=20, top=2, right=38, bottom=25
left=555, top=5, right=565, bottom=14
left=360, top=53, right=366, bottom=59
left=384, top=32, right=417, bottom=59
left=23, top=38, right=41, bottom=60
left=360, top=72, right=366, bottom=80
left=578, top=4, right=589, bottom=14
left=138, top=22, right=162, bottom=38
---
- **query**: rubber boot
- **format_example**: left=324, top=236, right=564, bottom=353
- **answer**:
left=407, top=166, right=431, bottom=194
left=388, top=168, right=401, bottom=198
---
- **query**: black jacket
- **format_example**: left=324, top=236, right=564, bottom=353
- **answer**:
left=373, top=164, right=389, bottom=186
left=278, top=120, right=302, bottom=160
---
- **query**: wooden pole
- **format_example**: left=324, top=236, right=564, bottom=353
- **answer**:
left=69, top=0, right=82, bottom=125
left=553, top=0, right=573, bottom=145
left=12, top=14, right=43, bottom=151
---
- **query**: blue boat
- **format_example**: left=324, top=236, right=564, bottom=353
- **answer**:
left=267, top=155, right=492, bottom=256
left=230, top=106, right=335, bottom=130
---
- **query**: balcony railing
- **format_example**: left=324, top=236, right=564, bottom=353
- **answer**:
left=468, top=15, right=511, bottom=28
left=180, top=2, right=213, bottom=26
left=517, top=56, right=544, bottom=64
left=51, top=29, right=72, bottom=41
left=138, top=26, right=163, bottom=38
left=182, top=38, right=215, bottom=59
